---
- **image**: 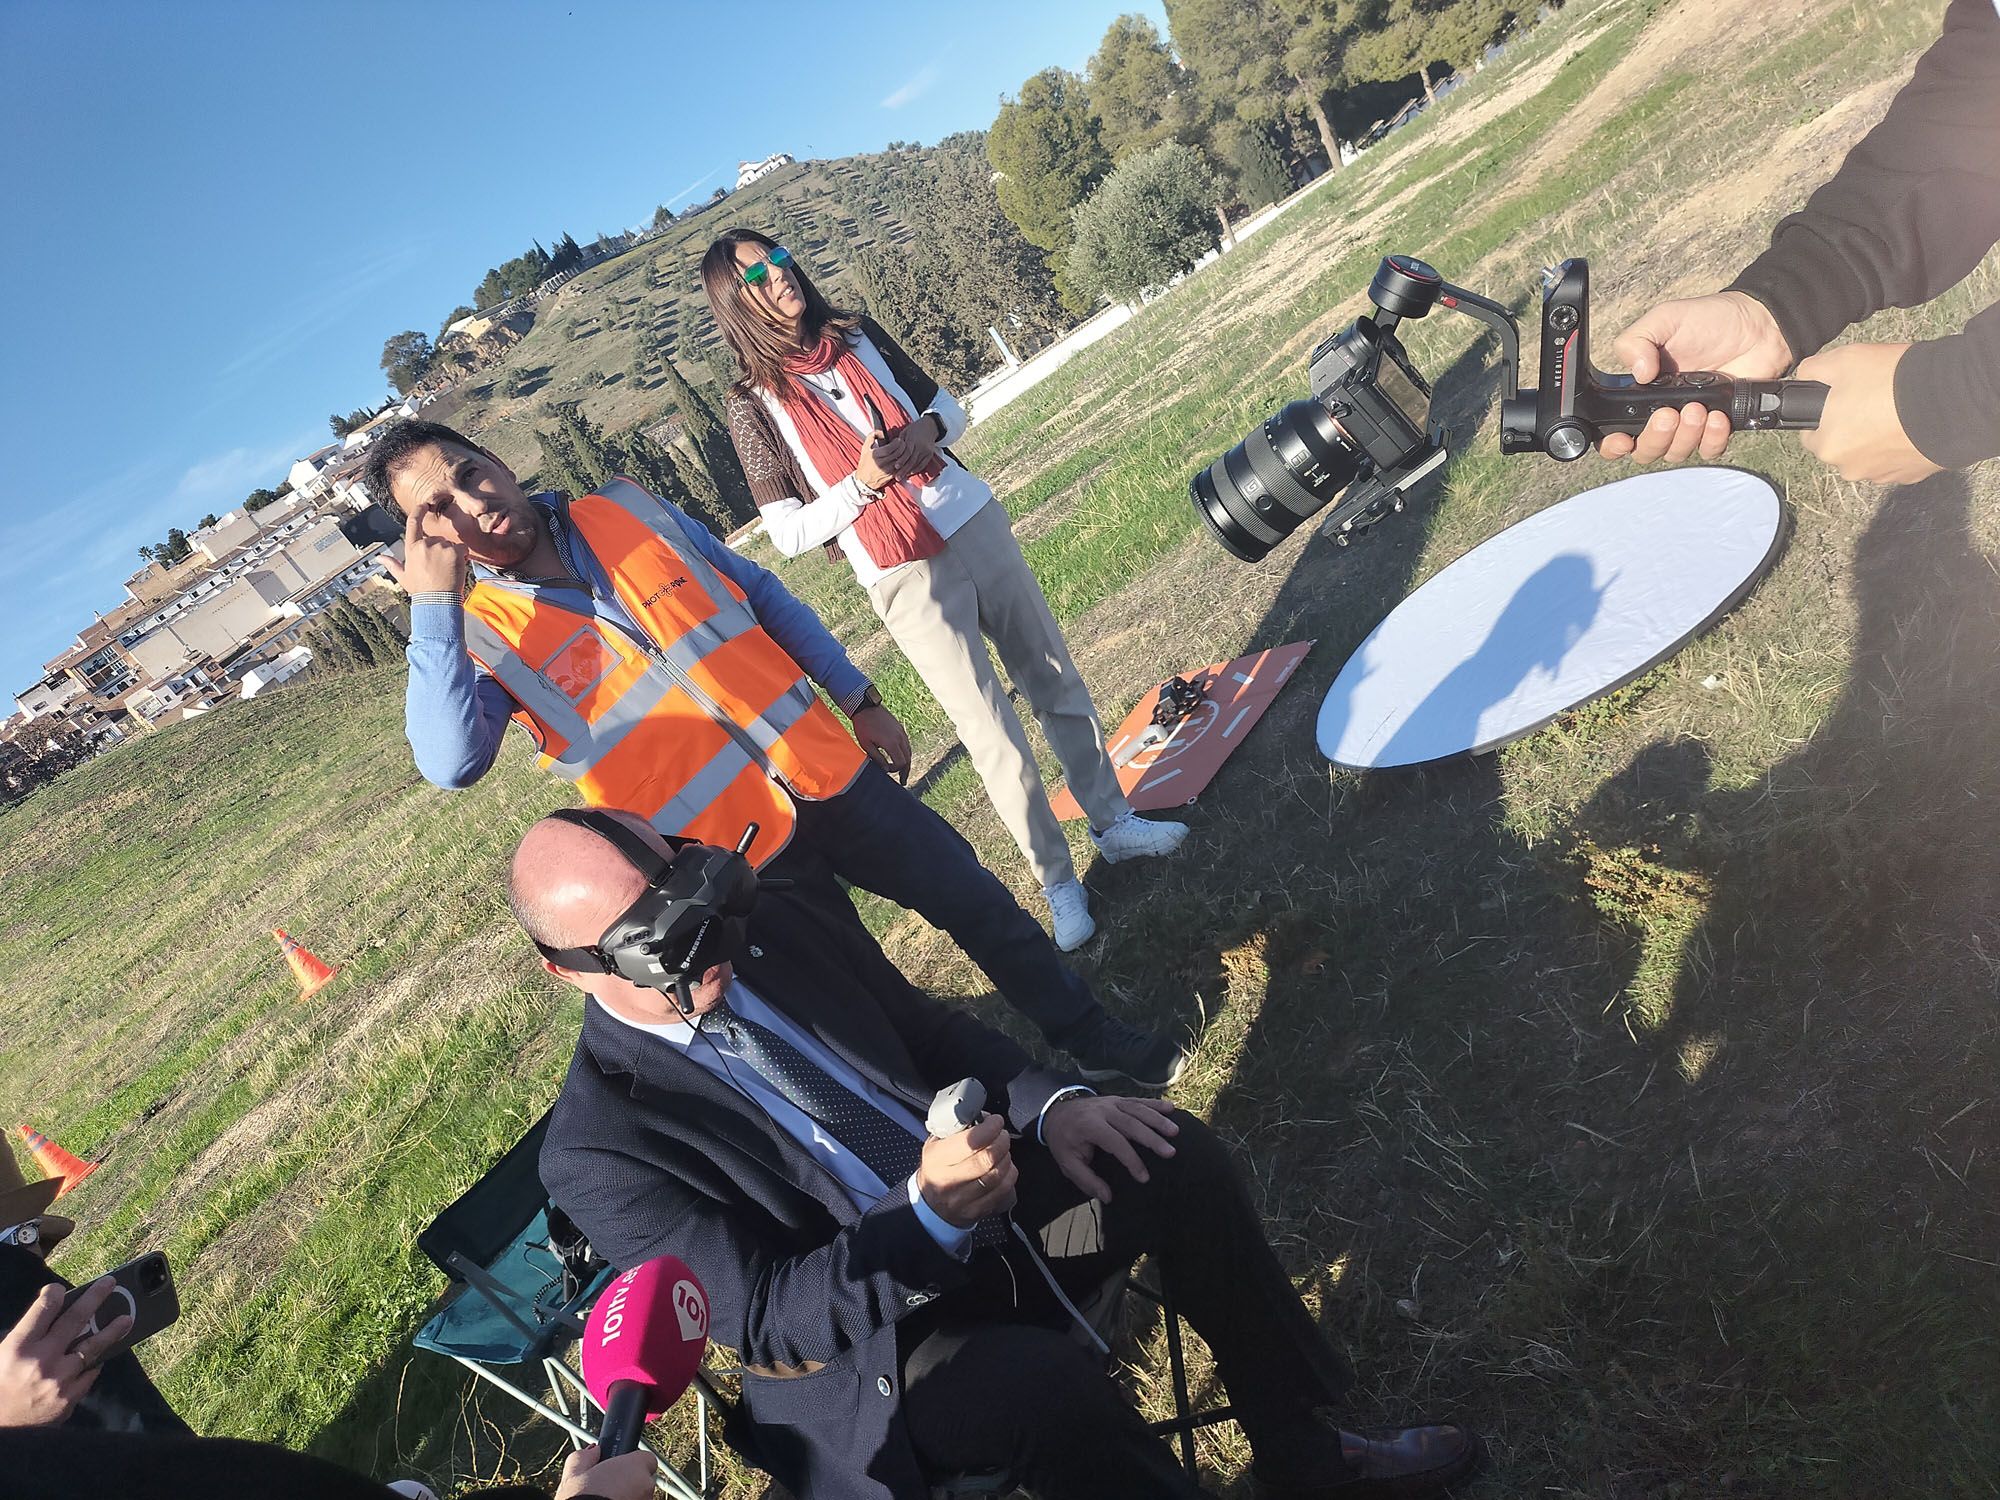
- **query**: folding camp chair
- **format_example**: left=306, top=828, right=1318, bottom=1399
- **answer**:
left=414, top=1118, right=1230, bottom=1499
left=411, top=1111, right=722, bottom=1500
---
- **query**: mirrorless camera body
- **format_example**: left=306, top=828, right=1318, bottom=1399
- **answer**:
left=1191, top=255, right=1829, bottom=562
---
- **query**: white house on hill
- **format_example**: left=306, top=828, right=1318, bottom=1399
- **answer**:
left=735, top=153, right=794, bottom=190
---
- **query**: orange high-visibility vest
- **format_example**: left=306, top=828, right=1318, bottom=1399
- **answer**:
left=460, top=478, right=866, bottom=866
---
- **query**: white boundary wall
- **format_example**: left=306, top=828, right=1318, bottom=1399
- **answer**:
left=961, top=165, right=1348, bottom=426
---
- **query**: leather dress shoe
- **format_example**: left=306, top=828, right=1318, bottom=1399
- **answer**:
left=1258, top=1421, right=1481, bottom=1498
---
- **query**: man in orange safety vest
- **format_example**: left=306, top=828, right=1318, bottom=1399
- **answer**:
left=376, top=420, right=1187, bottom=1088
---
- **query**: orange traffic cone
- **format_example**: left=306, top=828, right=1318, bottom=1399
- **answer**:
left=273, top=928, right=339, bottom=998
left=16, top=1125, right=98, bottom=1196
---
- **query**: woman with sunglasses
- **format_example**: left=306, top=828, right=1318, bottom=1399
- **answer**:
left=702, top=229, right=1186, bottom=950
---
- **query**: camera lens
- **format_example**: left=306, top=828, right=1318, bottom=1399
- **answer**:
left=1191, top=399, right=1362, bottom=562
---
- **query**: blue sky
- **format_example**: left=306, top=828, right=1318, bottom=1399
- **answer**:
left=0, top=0, right=1167, bottom=698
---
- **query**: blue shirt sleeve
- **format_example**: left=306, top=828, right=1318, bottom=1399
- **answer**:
left=906, top=1175, right=974, bottom=1259
left=404, top=602, right=515, bottom=789
left=665, top=502, right=871, bottom=713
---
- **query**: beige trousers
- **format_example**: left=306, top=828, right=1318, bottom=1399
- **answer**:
left=866, top=501, right=1129, bottom=889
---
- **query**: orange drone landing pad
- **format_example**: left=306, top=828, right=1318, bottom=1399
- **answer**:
left=1050, top=640, right=1314, bottom=820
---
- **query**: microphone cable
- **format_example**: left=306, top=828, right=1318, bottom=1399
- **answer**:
left=1007, top=1220, right=1109, bottom=1356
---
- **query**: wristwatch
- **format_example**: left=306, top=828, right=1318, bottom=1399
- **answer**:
left=855, top=684, right=884, bottom=713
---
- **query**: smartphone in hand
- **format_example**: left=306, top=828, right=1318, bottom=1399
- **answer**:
left=61, top=1250, right=179, bottom=1359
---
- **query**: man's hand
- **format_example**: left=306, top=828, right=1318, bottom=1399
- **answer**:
left=851, top=704, right=911, bottom=784
left=389, top=494, right=470, bottom=596
left=0, top=1280, right=134, bottom=1429
left=872, top=417, right=940, bottom=479
left=918, top=1114, right=1017, bottom=1227
left=855, top=434, right=897, bottom=494
left=1599, top=291, right=1795, bottom=463
left=1795, top=342, right=1944, bottom=487
left=1043, top=1095, right=1179, bottom=1204
left=555, top=1443, right=658, bottom=1500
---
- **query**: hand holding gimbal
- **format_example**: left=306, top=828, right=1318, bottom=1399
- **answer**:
left=1192, top=255, right=1829, bottom=561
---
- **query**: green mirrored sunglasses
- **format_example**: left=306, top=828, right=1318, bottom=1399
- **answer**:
left=741, top=246, right=793, bottom=287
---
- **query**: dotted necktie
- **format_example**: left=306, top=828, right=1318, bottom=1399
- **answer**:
left=711, top=1000, right=925, bottom=1189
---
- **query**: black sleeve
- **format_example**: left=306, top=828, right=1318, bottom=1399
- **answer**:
left=1895, top=298, right=2000, bottom=469
left=0, top=1246, right=189, bottom=1437
left=857, top=316, right=941, bottom=414
left=0, top=1429, right=400, bottom=1499
left=544, top=1114, right=973, bottom=1373
left=1728, top=0, right=2000, bottom=361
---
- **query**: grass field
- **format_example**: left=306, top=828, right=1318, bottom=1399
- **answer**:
left=5, top=0, right=1997, bottom=1494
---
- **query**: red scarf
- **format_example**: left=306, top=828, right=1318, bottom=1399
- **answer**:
left=779, top=332, right=947, bottom=569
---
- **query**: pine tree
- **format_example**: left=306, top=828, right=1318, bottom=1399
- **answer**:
left=328, top=602, right=375, bottom=668
left=1218, top=120, right=1293, bottom=208
left=547, top=403, right=622, bottom=490
left=656, top=359, right=756, bottom=526
left=1166, top=0, right=1357, bottom=172
left=616, top=426, right=682, bottom=503
left=703, top=340, right=741, bottom=398
left=1343, top=0, right=1507, bottom=93
left=327, top=599, right=369, bottom=668
left=1086, top=14, right=1209, bottom=162
left=536, top=423, right=597, bottom=500
left=676, top=441, right=727, bottom=527
left=986, top=68, right=1112, bottom=259
left=303, top=620, right=356, bottom=673
left=341, top=596, right=404, bottom=666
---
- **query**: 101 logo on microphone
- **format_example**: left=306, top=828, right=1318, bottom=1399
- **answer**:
left=580, top=1252, right=713, bottom=1437
left=672, top=1277, right=708, bottom=1343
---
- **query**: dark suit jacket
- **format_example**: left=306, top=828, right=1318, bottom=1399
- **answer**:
left=540, top=880, right=1076, bottom=1500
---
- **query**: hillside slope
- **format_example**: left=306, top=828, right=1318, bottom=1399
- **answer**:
left=429, top=136, right=1063, bottom=478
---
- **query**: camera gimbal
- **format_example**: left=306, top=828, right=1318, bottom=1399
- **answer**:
left=1191, top=255, right=1829, bottom=561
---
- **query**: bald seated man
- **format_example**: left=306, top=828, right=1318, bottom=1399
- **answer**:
left=520, top=809, right=1481, bottom=1500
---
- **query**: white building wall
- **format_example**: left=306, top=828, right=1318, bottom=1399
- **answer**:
left=194, top=511, right=260, bottom=562
left=13, top=677, right=86, bottom=720
left=277, top=518, right=361, bottom=590
left=126, top=578, right=281, bottom=677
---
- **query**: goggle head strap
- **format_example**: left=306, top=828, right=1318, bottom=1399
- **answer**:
left=530, top=808, right=689, bottom=973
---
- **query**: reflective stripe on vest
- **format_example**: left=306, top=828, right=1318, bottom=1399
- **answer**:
left=460, top=479, right=866, bottom=864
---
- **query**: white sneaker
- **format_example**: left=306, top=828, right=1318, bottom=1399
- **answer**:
left=1044, top=879, right=1096, bottom=951
left=1091, top=811, right=1190, bottom=864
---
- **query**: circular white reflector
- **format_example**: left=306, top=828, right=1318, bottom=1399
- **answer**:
left=1318, top=468, right=1784, bottom=768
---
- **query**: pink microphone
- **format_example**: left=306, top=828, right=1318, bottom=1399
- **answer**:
left=580, top=1255, right=711, bottom=1457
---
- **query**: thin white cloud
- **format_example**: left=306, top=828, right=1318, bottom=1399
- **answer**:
left=663, top=162, right=731, bottom=209
left=881, top=60, right=943, bottom=110
left=170, top=431, right=316, bottom=506
left=213, top=240, right=431, bottom=383
left=0, top=452, right=170, bottom=580
left=1, top=427, right=318, bottom=606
